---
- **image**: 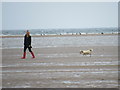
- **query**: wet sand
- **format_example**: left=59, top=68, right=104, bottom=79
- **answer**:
left=2, top=46, right=118, bottom=88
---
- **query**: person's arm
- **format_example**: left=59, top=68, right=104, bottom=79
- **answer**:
left=29, top=36, right=31, bottom=46
left=24, top=35, right=26, bottom=45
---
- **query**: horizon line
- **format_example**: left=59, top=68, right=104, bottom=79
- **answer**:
left=2, top=27, right=118, bottom=31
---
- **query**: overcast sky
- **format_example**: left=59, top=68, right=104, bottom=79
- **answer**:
left=2, top=2, right=118, bottom=30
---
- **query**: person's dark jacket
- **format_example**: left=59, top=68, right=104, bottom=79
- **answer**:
left=24, top=34, right=31, bottom=47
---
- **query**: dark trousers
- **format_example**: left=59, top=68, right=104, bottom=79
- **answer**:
left=24, top=46, right=32, bottom=52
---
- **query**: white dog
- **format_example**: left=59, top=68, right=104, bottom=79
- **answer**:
left=80, top=49, right=93, bottom=57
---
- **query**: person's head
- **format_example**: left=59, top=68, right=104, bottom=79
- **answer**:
left=26, top=30, right=30, bottom=36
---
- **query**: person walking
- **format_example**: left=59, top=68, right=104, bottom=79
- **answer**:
left=21, top=30, right=35, bottom=59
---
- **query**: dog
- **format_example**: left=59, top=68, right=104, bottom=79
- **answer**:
left=80, top=49, right=93, bottom=57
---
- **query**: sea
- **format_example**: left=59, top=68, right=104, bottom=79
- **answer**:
left=1, top=28, right=119, bottom=49
left=2, top=27, right=118, bottom=36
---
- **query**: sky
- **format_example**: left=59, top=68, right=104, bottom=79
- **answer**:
left=2, top=2, right=118, bottom=30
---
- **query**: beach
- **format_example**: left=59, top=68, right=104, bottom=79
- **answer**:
left=2, top=34, right=119, bottom=88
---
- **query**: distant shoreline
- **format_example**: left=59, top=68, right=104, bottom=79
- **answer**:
left=1, top=33, right=118, bottom=38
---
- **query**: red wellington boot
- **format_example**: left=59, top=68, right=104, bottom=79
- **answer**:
left=30, top=51, right=35, bottom=58
left=21, top=52, right=26, bottom=59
